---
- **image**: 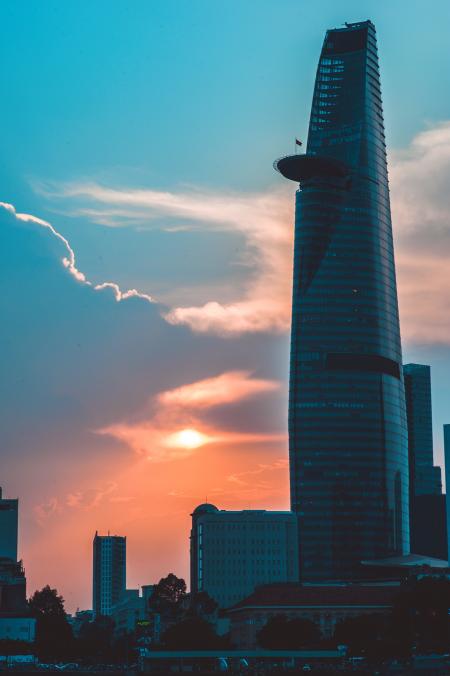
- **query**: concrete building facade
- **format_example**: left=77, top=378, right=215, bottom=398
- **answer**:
left=190, top=504, right=299, bottom=609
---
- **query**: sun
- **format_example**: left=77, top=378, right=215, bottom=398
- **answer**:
left=165, top=428, right=210, bottom=450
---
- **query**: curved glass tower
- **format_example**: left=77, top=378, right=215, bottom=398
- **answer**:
left=275, top=21, right=409, bottom=581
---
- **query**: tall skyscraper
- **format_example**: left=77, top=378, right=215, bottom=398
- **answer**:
left=275, top=21, right=409, bottom=581
left=190, top=504, right=299, bottom=608
left=92, top=533, right=126, bottom=617
left=404, top=364, right=441, bottom=496
left=403, top=364, right=446, bottom=558
left=0, top=487, right=18, bottom=562
left=444, top=425, right=450, bottom=563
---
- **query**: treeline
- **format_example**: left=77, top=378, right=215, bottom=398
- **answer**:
left=2, top=575, right=449, bottom=662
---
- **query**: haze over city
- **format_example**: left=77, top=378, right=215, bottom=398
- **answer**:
left=2, top=0, right=450, bottom=613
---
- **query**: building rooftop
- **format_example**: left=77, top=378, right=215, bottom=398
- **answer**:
left=227, top=583, right=398, bottom=612
left=361, top=553, right=449, bottom=568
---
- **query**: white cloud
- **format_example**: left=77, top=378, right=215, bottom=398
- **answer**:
left=0, top=201, right=155, bottom=305
left=34, top=181, right=294, bottom=335
left=390, top=121, right=450, bottom=343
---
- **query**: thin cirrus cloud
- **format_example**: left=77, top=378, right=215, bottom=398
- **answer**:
left=157, top=370, right=281, bottom=409
left=33, top=180, right=294, bottom=336
left=0, top=202, right=155, bottom=305
left=96, top=370, right=284, bottom=462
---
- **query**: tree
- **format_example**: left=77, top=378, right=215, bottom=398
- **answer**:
left=334, top=613, right=392, bottom=659
left=189, top=591, right=218, bottom=619
left=148, top=573, right=186, bottom=620
left=28, top=586, right=73, bottom=660
left=77, top=615, right=115, bottom=661
left=162, top=616, right=226, bottom=650
left=257, top=615, right=321, bottom=649
left=391, top=577, right=450, bottom=654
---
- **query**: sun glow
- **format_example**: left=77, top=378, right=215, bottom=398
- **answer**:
left=165, top=428, right=211, bottom=450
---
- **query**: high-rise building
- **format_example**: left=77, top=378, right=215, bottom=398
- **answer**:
left=0, top=487, right=18, bottom=562
left=190, top=504, right=299, bottom=608
left=92, top=533, right=126, bottom=617
left=403, top=364, right=446, bottom=559
left=0, top=488, right=35, bottom=643
left=404, top=364, right=441, bottom=496
left=444, top=425, right=450, bottom=563
left=275, top=20, right=409, bottom=581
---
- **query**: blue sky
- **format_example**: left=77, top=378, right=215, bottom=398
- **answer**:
left=1, top=0, right=450, bottom=609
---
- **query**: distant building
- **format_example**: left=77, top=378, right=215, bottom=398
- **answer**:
left=111, top=588, right=146, bottom=636
left=403, top=364, right=446, bottom=559
left=0, top=487, right=18, bottom=562
left=0, top=491, right=35, bottom=643
left=67, top=609, right=94, bottom=637
left=227, top=583, right=398, bottom=648
left=444, top=425, right=450, bottom=562
left=404, top=364, right=441, bottom=496
left=190, top=504, right=299, bottom=609
left=92, top=533, right=126, bottom=617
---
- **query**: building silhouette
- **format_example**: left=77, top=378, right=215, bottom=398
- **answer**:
left=190, top=504, right=298, bottom=608
left=275, top=20, right=409, bottom=580
left=0, top=487, right=18, bottom=562
left=404, top=364, right=441, bottom=496
left=0, top=487, right=35, bottom=642
left=444, top=425, right=450, bottom=562
left=92, top=532, right=126, bottom=617
left=404, top=364, right=446, bottom=559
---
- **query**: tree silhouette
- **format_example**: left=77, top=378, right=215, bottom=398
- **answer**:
left=257, top=615, right=320, bottom=649
left=162, top=616, right=226, bottom=650
left=28, top=586, right=73, bottom=660
left=77, top=615, right=115, bottom=660
left=148, top=573, right=186, bottom=621
left=391, top=577, right=450, bottom=653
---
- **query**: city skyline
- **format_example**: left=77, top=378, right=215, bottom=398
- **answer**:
left=2, top=0, right=450, bottom=612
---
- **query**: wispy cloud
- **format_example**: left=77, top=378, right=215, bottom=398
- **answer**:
left=158, top=370, right=280, bottom=409
left=66, top=482, right=118, bottom=509
left=0, top=201, right=155, bottom=305
left=34, top=497, right=61, bottom=525
left=96, top=370, right=284, bottom=462
left=390, top=121, right=450, bottom=343
left=33, top=181, right=293, bottom=335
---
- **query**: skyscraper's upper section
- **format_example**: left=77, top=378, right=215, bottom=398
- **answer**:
left=276, top=21, right=386, bottom=182
left=307, top=21, right=386, bottom=182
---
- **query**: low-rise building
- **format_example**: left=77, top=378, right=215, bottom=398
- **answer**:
left=226, top=583, right=398, bottom=648
left=110, top=588, right=146, bottom=636
left=190, top=504, right=299, bottom=609
left=0, top=616, right=35, bottom=642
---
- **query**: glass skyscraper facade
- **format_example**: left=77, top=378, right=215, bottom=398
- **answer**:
left=275, top=21, right=409, bottom=580
left=403, top=363, right=441, bottom=497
